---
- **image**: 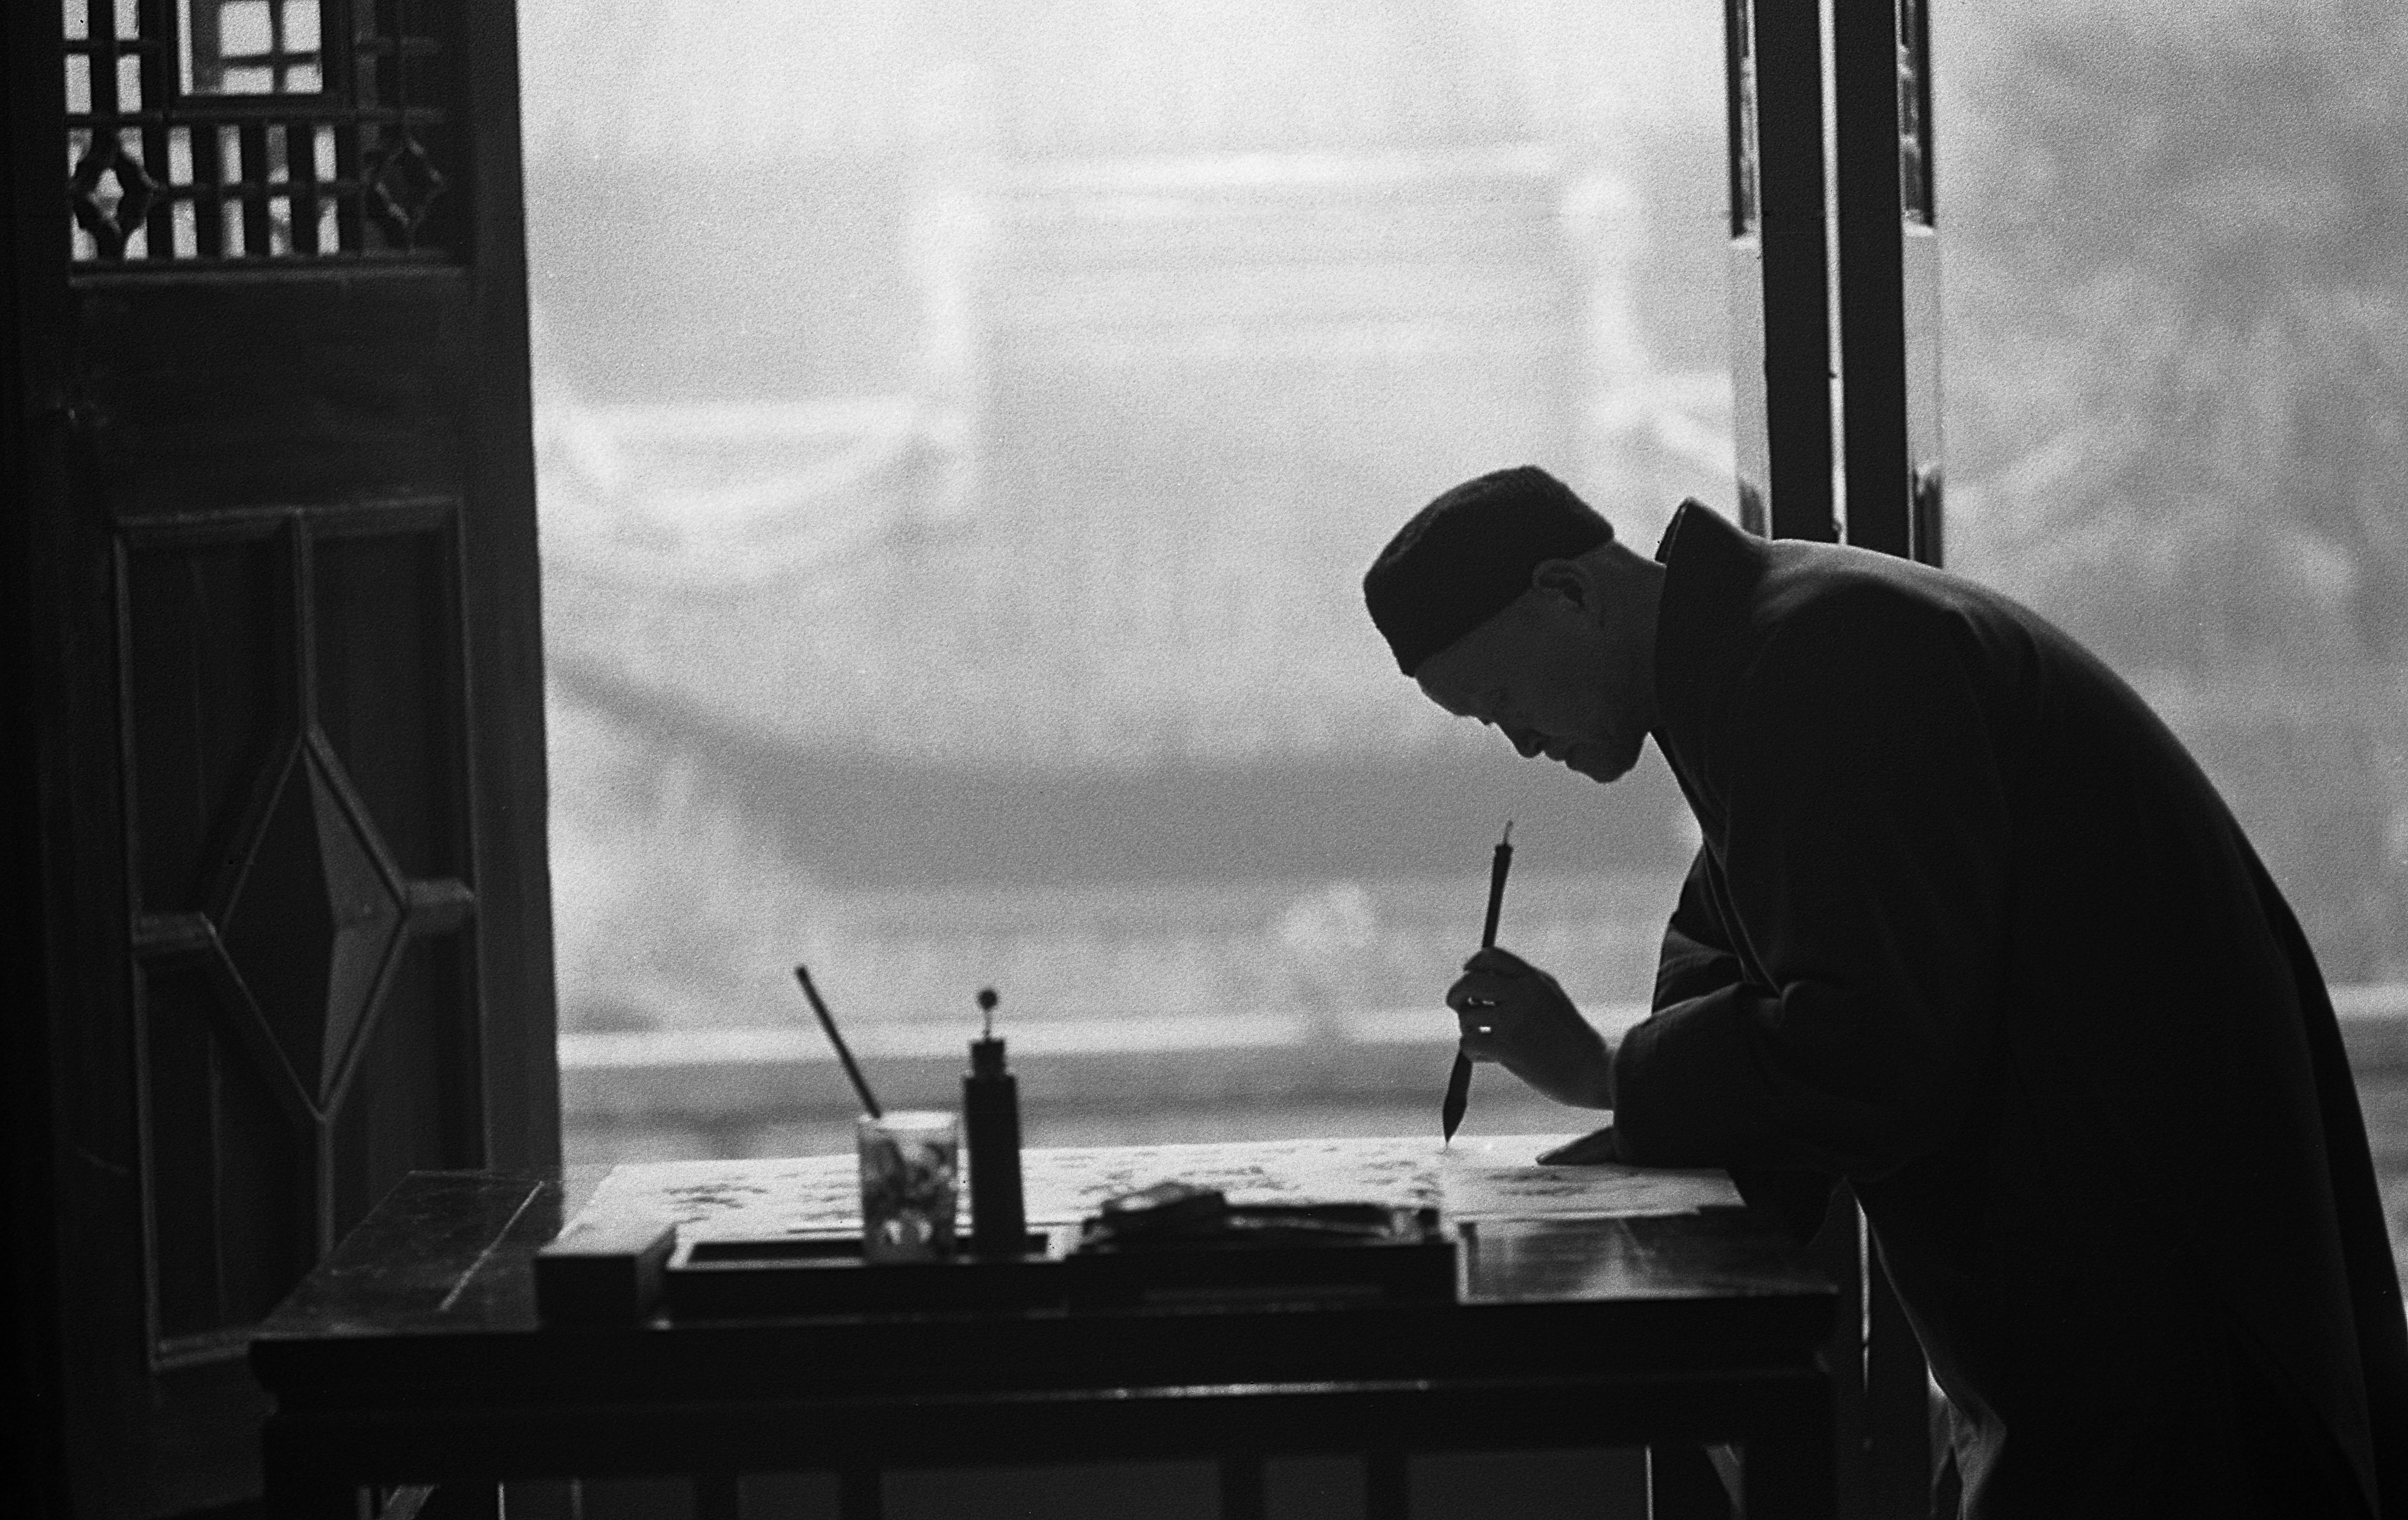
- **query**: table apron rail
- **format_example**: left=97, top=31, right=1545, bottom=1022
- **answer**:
left=252, top=1294, right=1836, bottom=1396
left=263, top=1366, right=1832, bottom=1482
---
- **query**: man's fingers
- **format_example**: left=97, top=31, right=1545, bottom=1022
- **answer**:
left=1455, top=991, right=1512, bottom=1041
left=1536, top=1127, right=1621, bottom=1166
left=1453, top=989, right=1517, bottom=1038
left=1461, top=946, right=1532, bottom=975
left=1445, top=972, right=1518, bottom=1013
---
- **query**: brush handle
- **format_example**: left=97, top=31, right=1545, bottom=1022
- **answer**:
left=1448, top=836, right=1514, bottom=1143
left=795, top=965, right=882, bottom=1119
left=1482, top=839, right=1513, bottom=949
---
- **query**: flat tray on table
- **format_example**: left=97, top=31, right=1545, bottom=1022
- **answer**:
left=538, top=1206, right=1458, bottom=1322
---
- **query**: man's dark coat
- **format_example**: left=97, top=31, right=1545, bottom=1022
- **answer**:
left=1610, top=503, right=2407, bottom=1517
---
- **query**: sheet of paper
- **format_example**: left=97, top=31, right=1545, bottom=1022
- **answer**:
left=1441, top=1134, right=1744, bottom=1220
left=1016, top=1135, right=1441, bottom=1224
left=576, top=1154, right=862, bottom=1239
left=565, top=1135, right=1744, bottom=1241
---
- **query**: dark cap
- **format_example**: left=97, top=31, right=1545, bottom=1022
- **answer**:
left=1362, top=466, right=1614, bottom=677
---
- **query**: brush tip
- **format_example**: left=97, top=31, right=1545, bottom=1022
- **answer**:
left=976, top=987, right=998, bottom=1012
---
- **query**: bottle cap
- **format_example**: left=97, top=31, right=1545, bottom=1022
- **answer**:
left=970, top=1034, right=1006, bottom=1077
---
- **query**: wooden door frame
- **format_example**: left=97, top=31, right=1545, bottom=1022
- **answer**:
left=1832, top=0, right=1947, bottom=1499
left=1730, top=0, right=1946, bottom=1514
left=1836, top=0, right=1943, bottom=569
left=3, top=0, right=559, bottom=1513
left=4, top=0, right=82, bottom=1510
left=451, top=0, right=563, bottom=1181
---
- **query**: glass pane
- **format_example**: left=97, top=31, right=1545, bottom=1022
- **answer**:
left=1726, top=0, right=1759, bottom=237
left=284, top=0, right=319, bottom=53
left=221, top=0, right=271, bottom=55
left=524, top=0, right=1737, bottom=1163
left=313, top=123, right=340, bottom=247
left=180, top=0, right=326, bottom=96
left=216, top=124, right=246, bottom=254
left=170, top=127, right=198, bottom=253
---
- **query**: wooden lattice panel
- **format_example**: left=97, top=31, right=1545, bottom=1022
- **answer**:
left=119, top=505, right=482, bottom=1367
left=64, top=0, right=458, bottom=265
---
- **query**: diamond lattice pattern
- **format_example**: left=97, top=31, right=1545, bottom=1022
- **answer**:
left=219, top=747, right=404, bottom=1108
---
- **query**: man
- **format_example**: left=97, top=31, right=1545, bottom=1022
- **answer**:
left=1362, top=466, right=2407, bottom=1519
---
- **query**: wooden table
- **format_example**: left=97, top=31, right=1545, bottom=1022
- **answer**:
left=250, top=1149, right=1836, bottom=1520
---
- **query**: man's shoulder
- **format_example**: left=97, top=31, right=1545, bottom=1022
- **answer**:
left=1724, top=548, right=2061, bottom=734
left=1751, top=544, right=1990, bottom=652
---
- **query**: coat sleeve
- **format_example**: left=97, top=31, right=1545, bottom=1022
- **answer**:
left=1655, top=845, right=1745, bottom=1008
left=1647, top=844, right=1843, bottom=1241
left=1611, top=591, right=2013, bottom=1178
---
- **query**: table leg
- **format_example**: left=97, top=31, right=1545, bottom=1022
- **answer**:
left=1646, top=1447, right=1732, bottom=1520
left=373, top=1486, right=433, bottom=1520
left=695, top=1472, right=740, bottom=1520
left=425, top=1482, right=505, bottom=1519
left=1742, top=1410, right=1836, bottom=1520
left=838, top=1467, right=882, bottom=1520
left=261, top=1468, right=361, bottom=1520
left=1218, top=1453, right=1266, bottom=1520
left=1365, top=1447, right=1408, bottom=1520
left=497, top=1480, right=577, bottom=1520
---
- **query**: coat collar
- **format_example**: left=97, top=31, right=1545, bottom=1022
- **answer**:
left=1650, top=500, right=1773, bottom=786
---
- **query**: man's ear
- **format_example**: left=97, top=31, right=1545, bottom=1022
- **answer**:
left=1528, top=557, right=1596, bottom=611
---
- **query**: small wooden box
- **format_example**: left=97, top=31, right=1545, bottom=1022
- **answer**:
left=534, top=1214, right=679, bottom=1323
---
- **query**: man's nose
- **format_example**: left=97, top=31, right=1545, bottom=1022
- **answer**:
left=1507, top=728, right=1545, bottom=759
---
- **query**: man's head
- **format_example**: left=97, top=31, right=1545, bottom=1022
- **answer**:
left=1362, top=466, right=1665, bottom=783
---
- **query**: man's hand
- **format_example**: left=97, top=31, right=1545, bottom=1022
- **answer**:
left=1534, top=1128, right=1621, bottom=1165
left=1445, top=946, right=1615, bottom=1110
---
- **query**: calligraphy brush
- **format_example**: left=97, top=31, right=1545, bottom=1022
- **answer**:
left=794, top=964, right=883, bottom=1119
left=1443, top=820, right=1514, bottom=1144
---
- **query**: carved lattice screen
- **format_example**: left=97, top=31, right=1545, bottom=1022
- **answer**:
left=65, top=0, right=458, bottom=264
left=121, top=501, right=485, bottom=1368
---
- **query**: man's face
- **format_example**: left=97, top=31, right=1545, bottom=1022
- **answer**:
left=1413, top=569, right=1651, bottom=784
